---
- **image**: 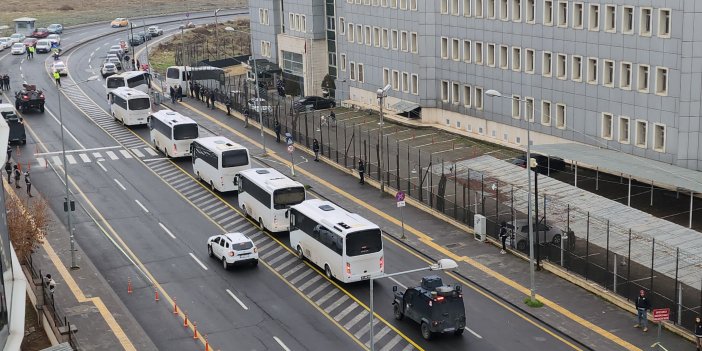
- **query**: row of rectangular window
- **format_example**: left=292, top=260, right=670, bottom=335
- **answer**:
left=346, top=0, right=418, bottom=11
left=258, top=8, right=270, bottom=25
left=260, top=41, right=272, bottom=58
left=440, top=0, right=671, bottom=38
left=440, top=38, right=669, bottom=96
left=349, top=61, right=366, bottom=82
left=341, top=20, right=418, bottom=53
left=601, top=113, right=666, bottom=152
left=288, top=13, right=307, bottom=33
left=382, top=68, right=419, bottom=95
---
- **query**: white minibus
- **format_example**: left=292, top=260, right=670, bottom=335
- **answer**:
left=236, top=168, right=306, bottom=232
left=108, top=87, right=151, bottom=126
left=105, top=71, right=151, bottom=98
left=190, top=136, right=250, bottom=192
left=165, top=65, right=225, bottom=91
left=289, top=199, right=385, bottom=283
left=148, top=110, right=199, bottom=157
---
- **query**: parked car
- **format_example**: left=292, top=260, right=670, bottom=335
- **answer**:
left=111, top=18, right=129, bottom=27
left=178, top=22, right=195, bottom=29
left=128, top=35, right=144, bottom=47
left=22, top=38, right=38, bottom=47
left=35, top=39, right=52, bottom=53
left=0, top=37, right=10, bottom=50
left=47, top=34, right=61, bottom=46
left=47, top=24, right=63, bottom=34
left=109, top=45, right=125, bottom=55
left=101, top=62, right=118, bottom=78
left=141, top=32, right=152, bottom=41
left=31, top=27, right=49, bottom=38
left=294, top=96, right=336, bottom=111
left=105, top=56, right=122, bottom=70
left=147, top=26, right=163, bottom=36
left=9, top=33, right=25, bottom=44
left=247, top=98, right=272, bottom=114
left=506, top=219, right=575, bottom=251
left=511, top=154, right=567, bottom=174
left=10, top=43, right=25, bottom=55
left=207, top=232, right=259, bottom=269
left=52, top=61, right=68, bottom=76
left=0, top=104, right=26, bottom=145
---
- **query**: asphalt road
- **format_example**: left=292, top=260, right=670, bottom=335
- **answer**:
left=0, top=13, right=597, bottom=351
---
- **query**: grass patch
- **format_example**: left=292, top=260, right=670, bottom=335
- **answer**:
left=524, top=297, right=544, bottom=308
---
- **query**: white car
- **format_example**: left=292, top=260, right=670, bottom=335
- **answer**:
left=10, top=43, right=26, bottom=55
left=207, top=232, right=259, bottom=269
left=0, top=37, right=10, bottom=50
left=35, top=39, right=52, bottom=53
left=101, top=62, right=118, bottom=78
left=147, top=26, right=163, bottom=36
left=247, top=98, right=273, bottom=114
left=52, top=61, right=68, bottom=76
left=47, top=34, right=61, bottom=46
left=9, top=33, right=25, bottom=44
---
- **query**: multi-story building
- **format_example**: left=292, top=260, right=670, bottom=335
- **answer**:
left=250, top=1, right=700, bottom=170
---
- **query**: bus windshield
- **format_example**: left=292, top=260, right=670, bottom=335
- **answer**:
left=173, top=124, right=198, bottom=140
left=273, top=187, right=306, bottom=209
left=107, top=78, right=125, bottom=89
left=128, top=98, right=150, bottom=110
left=166, top=68, right=180, bottom=79
left=222, top=149, right=249, bottom=168
left=345, top=229, right=383, bottom=256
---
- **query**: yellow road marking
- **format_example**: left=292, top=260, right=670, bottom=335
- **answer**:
left=177, top=100, right=641, bottom=351
left=3, top=181, right=136, bottom=351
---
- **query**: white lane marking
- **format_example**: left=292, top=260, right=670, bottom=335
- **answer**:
left=113, top=179, right=126, bottom=190
left=134, top=199, right=149, bottom=213
left=51, top=156, right=62, bottom=165
left=130, top=148, right=145, bottom=157
left=388, top=277, right=407, bottom=290
left=189, top=253, right=208, bottom=271
left=92, top=152, right=103, bottom=159
left=465, top=327, right=483, bottom=339
left=144, top=148, right=158, bottom=156
left=36, top=157, right=45, bottom=167
left=106, top=150, right=119, bottom=160
left=119, top=150, right=133, bottom=159
left=273, top=336, right=291, bottom=351
left=66, top=154, right=77, bottom=164
left=143, top=157, right=170, bottom=162
left=44, top=107, right=86, bottom=149
left=88, top=64, right=92, bottom=69
left=35, top=145, right=122, bottom=156
left=158, top=223, right=176, bottom=239
left=96, top=161, right=108, bottom=172
left=225, top=289, right=249, bottom=310
left=79, top=153, right=91, bottom=162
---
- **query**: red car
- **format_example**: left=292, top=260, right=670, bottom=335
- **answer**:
left=31, top=28, right=49, bottom=38
left=22, top=38, right=38, bottom=47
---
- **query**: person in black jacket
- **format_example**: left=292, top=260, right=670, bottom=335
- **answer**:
left=499, top=221, right=508, bottom=254
left=274, top=121, right=281, bottom=143
left=634, top=289, right=651, bottom=332
left=694, top=316, right=702, bottom=351
left=5, top=162, right=12, bottom=184
left=358, top=160, right=365, bottom=184
left=312, top=139, right=320, bottom=161
left=24, top=171, right=32, bottom=197
left=13, top=165, right=21, bottom=189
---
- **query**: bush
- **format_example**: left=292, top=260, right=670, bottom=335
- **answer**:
left=524, top=297, right=544, bottom=308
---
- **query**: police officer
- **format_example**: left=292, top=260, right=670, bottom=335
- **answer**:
left=5, top=162, right=12, bottom=184
left=3, top=74, right=10, bottom=91
left=274, top=121, right=282, bottom=143
left=24, top=171, right=32, bottom=197
left=53, top=71, right=61, bottom=87
left=13, top=165, right=21, bottom=189
left=358, top=160, right=365, bottom=184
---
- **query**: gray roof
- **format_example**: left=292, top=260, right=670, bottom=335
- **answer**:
left=530, top=143, right=702, bottom=193
left=13, top=17, right=37, bottom=22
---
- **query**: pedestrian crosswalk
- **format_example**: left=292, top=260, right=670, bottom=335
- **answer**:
left=34, top=146, right=162, bottom=167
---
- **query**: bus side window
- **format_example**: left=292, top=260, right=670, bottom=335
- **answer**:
left=290, top=213, right=296, bottom=228
left=146, top=116, right=152, bottom=129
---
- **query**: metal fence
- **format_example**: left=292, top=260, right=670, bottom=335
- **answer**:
left=26, top=254, right=81, bottom=350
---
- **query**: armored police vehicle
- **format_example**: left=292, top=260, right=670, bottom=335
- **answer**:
left=392, top=275, right=466, bottom=340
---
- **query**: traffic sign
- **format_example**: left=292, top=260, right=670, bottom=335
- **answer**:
left=395, top=191, right=405, bottom=202
left=652, top=308, right=670, bottom=321
left=396, top=201, right=406, bottom=208
left=287, top=145, right=294, bottom=154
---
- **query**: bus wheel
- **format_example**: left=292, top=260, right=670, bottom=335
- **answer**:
left=324, top=264, right=332, bottom=279
left=297, top=246, right=304, bottom=260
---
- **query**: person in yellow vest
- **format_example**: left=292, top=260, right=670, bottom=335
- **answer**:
left=53, top=71, right=61, bottom=87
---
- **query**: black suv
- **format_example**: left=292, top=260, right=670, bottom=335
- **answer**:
left=14, top=84, right=45, bottom=113
left=393, top=275, right=466, bottom=340
left=293, top=96, right=336, bottom=111
left=128, top=35, right=144, bottom=47
left=0, top=109, right=26, bottom=145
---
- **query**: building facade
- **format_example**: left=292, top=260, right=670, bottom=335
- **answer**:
left=250, top=0, right=701, bottom=170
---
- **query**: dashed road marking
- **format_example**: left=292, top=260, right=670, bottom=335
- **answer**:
left=158, top=223, right=176, bottom=239
left=225, top=289, right=249, bottom=310
left=189, top=253, right=208, bottom=270
left=134, top=199, right=149, bottom=213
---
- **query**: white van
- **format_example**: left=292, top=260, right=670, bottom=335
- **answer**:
left=148, top=110, right=199, bottom=157
left=191, top=136, right=250, bottom=192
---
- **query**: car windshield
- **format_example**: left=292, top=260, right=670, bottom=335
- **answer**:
left=345, top=229, right=383, bottom=256
left=231, top=241, right=253, bottom=250
left=12, top=44, right=23, bottom=48
left=172, top=123, right=199, bottom=140
left=221, top=149, right=249, bottom=168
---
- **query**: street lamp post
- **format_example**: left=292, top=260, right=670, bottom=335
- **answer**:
left=376, top=85, right=391, bottom=195
left=57, top=75, right=99, bottom=269
left=485, top=89, right=537, bottom=303
left=225, top=26, right=266, bottom=154
left=369, top=258, right=458, bottom=351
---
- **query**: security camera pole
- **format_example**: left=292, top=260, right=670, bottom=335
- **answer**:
left=376, top=84, right=391, bottom=195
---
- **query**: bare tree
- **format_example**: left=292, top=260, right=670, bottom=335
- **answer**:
left=6, top=195, right=48, bottom=262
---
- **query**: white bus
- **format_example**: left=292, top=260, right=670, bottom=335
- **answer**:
left=236, top=168, right=306, bottom=233
left=148, top=110, right=199, bottom=158
left=165, top=65, right=225, bottom=91
left=190, top=136, right=251, bottom=192
left=105, top=71, right=151, bottom=98
left=108, top=87, right=151, bottom=126
left=289, top=199, right=384, bottom=283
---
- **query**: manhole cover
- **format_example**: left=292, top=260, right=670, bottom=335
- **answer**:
left=445, top=242, right=465, bottom=249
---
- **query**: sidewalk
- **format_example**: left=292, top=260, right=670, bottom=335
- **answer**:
left=5, top=170, right=157, bottom=351
left=161, top=93, right=695, bottom=351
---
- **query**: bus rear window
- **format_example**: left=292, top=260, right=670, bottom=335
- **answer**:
left=273, top=187, right=306, bottom=209
left=222, top=149, right=249, bottom=168
left=173, top=123, right=199, bottom=140
left=345, top=229, right=383, bottom=256
left=166, top=68, right=180, bottom=79
left=128, top=97, right=150, bottom=110
left=107, top=78, right=125, bottom=89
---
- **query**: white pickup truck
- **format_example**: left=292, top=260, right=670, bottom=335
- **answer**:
left=147, top=26, right=163, bottom=36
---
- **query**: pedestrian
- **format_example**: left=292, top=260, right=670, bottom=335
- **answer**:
left=13, top=165, right=21, bottom=189
left=225, top=95, right=232, bottom=115
left=5, top=162, right=12, bottom=184
left=358, top=159, right=365, bottom=184
left=6, top=145, right=11, bottom=162
left=4, top=74, right=10, bottom=91
left=177, top=86, right=183, bottom=102
left=694, top=316, right=702, bottom=351
left=29, top=45, right=35, bottom=59
left=634, top=289, right=651, bottom=332
left=131, top=58, right=135, bottom=70
left=0, top=74, right=4, bottom=91
left=45, top=274, right=56, bottom=294
left=312, top=139, right=320, bottom=161
left=189, top=81, right=194, bottom=98
left=169, top=86, right=176, bottom=103
left=24, top=171, right=32, bottom=197
left=210, top=89, right=216, bottom=110
left=136, top=59, right=140, bottom=70
left=53, top=71, right=61, bottom=87
left=275, top=121, right=281, bottom=143
left=194, top=83, right=200, bottom=101
left=330, top=110, right=336, bottom=123
left=244, top=108, right=250, bottom=128
left=499, top=221, right=509, bottom=254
